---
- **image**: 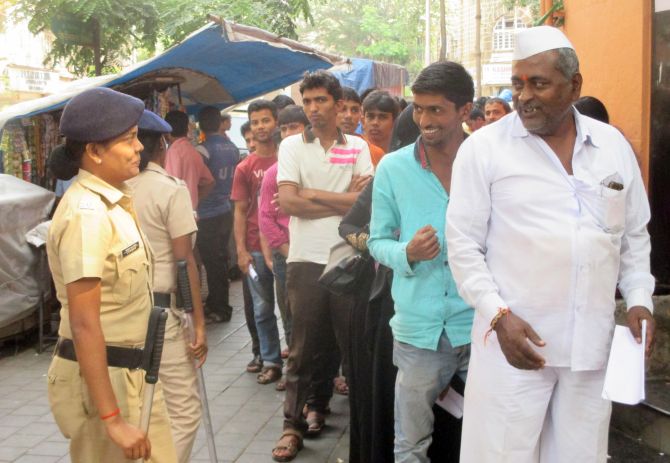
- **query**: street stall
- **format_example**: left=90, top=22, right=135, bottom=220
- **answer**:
left=0, top=174, right=54, bottom=339
left=0, top=18, right=338, bottom=342
left=330, top=58, right=409, bottom=98
left=0, top=18, right=338, bottom=188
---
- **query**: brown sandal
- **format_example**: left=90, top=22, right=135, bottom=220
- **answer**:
left=272, top=433, right=303, bottom=462
left=302, top=404, right=331, bottom=417
left=333, top=376, right=349, bottom=395
left=257, top=366, right=282, bottom=385
left=305, top=410, right=326, bottom=437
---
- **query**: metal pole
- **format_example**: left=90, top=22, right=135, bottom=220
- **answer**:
left=176, top=261, right=218, bottom=462
left=475, top=0, right=482, bottom=97
left=425, top=0, right=431, bottom=66
left=439, top=0, right=447, bottom=60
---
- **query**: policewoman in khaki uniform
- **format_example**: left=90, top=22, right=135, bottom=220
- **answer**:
left=128, top=110, right=207, bottom=463
left=46, top=87, right=177, bottom=462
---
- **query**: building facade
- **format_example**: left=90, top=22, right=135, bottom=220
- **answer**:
left=445, top=0, right=534, bottom=97
left=0, top=15, right=74, bottom=109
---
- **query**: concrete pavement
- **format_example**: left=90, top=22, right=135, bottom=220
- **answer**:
left=0, top=280, right=350, bottom=462
left=1, top=279, right=666, bottom=462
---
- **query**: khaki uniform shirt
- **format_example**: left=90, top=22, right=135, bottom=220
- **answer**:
left=47, top=169, right=153, bottom=346
left=128, top=162, right=197, bottom=294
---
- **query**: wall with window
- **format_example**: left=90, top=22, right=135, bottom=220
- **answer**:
left=446, top=0, right=532, bottom=96
left=492, top=16, right=526, bottom=51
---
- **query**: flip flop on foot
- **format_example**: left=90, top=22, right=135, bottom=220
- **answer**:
left=272, top=433, right=303, bottom=462
left=305, top=410, right=326, bottom=437
left=246, top=355, right=263, bottom=373
left=257, top=366, right=282, bottom=385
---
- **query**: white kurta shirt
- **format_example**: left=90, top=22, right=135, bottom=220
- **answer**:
left=446, top=109, right=654, bottom=371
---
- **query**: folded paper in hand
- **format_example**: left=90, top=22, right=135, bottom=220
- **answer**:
left=435, top=387, right=464, bottom=419
left=601, top=320, right=646, bottom=405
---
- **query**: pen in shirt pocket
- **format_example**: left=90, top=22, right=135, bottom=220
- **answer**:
left=600, top=173, right=624, bottom=191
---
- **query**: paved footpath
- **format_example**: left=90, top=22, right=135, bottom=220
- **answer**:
left=0, top=280, right=350, bottom=462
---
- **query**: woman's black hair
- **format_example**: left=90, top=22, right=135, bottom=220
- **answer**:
left=138, top=129, right=163, bottom=171
left=48, top=139, right=86, bottom=180
left=389, top=103, right=420, bottom=152
left=574, top=96, right=609, bottom=124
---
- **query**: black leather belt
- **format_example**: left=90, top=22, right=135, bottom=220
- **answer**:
left=153, top=291, right=181, bottom=308
left=55, top=337, right=143, bottom=370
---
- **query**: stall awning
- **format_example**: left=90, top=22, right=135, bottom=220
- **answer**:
left=330, top=58, right=409, bottom=97
left=0, top=20, right=338, bottom=130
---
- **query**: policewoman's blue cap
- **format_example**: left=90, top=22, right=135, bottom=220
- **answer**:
left=59, top=87, right=145, bottom=142
left=138, top=110, right=172, bottom=133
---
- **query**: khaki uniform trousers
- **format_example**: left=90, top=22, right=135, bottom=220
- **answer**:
left=159, top=310, right=202, bottom=463
left=47, top=355, right=177, bottom=463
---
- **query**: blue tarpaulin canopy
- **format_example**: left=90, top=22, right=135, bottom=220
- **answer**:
left=0, top=20, right=339, bottom=129
left=330, top=58, right=408, bottom=97
left=331, top=58, right=376, bottom=96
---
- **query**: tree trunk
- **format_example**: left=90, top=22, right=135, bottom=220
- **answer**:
left=92, top=18, right=102, bottom=76
left=439, top=0, right=447, bottom=60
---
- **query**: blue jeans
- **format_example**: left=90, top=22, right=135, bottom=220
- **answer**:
left=272, top=251, right=292, bottom=346
left=392, top=333, right=470, bottom=463
left=247, top=252, right=282, bottom=367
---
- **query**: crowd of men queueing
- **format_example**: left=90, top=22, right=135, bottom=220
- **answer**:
left=46, top=25, right=655, bottom=463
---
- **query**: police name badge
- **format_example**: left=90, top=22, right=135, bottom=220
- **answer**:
left=78, top=198, right=96, bottom=210
left=121, top=242, right=140, bottom=257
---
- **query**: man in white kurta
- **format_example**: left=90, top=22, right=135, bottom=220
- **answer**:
left=446, top=26, right=656, bottom=463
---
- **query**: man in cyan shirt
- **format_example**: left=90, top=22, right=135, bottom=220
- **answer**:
left=164, top=111, right=214, bottom=211
left=368, top=62, right=475, bottom=463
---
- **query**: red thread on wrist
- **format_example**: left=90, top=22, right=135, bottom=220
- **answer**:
left=484, top=307, right=510, bottom=344
left=100, top=407, right=120, bottom=420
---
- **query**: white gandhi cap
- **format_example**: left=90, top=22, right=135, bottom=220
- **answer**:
left=513, top=25, right=574, bottom=61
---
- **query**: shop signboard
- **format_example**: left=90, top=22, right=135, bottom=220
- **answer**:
left=6, top=67, right=60, bottom=94
left=482, top=62, right=512, bottom=85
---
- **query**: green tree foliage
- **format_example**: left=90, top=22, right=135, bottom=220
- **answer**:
left=14, top=0, right=160, bottom=76
left=502, top=0, right=540, bottom=19
left=13, top=0, right=313, bottom=76
left=299, top=0, right=425, bottom=75
left=156, top=0, right=313, bottom=47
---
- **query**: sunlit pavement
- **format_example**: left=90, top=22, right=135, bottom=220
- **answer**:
left=0, top=280, right=349, bottom=462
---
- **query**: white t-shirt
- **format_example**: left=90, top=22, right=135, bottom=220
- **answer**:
left=277, top=128, right=373, bottom=264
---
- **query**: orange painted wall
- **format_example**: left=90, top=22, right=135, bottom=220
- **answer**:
left=551, top=0, right=652, bottom=182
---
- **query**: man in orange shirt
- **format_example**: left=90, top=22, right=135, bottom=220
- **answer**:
left=362, top=90, right=400, bottom=160
left=337, top=87, right=386, bottom=167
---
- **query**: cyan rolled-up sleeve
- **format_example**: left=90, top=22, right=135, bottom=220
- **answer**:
left=368, top=159, right=414, bottom=277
